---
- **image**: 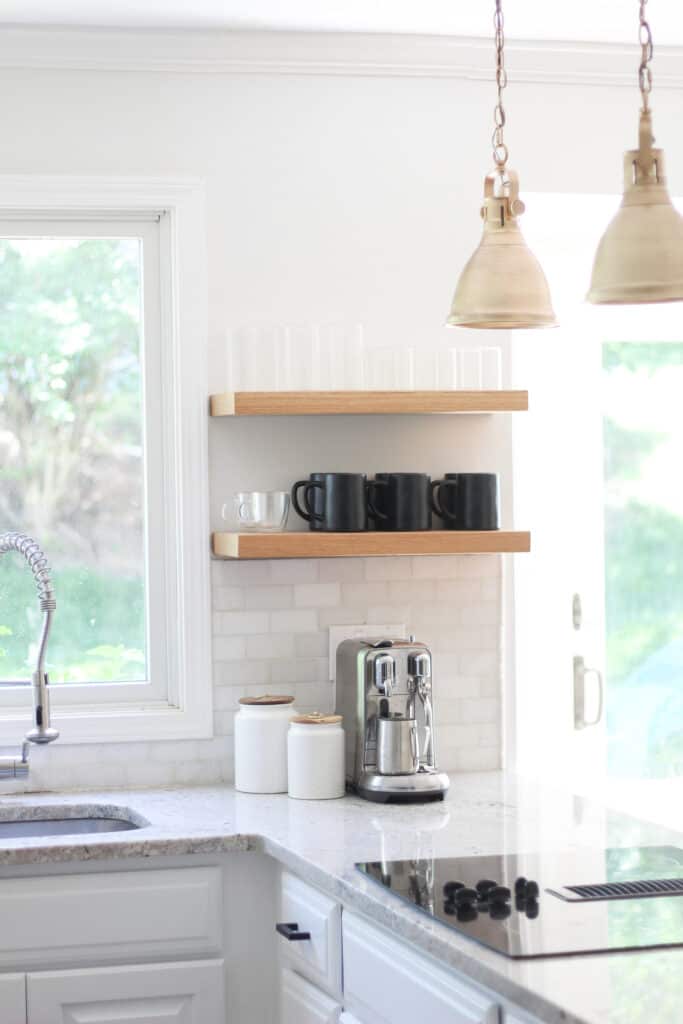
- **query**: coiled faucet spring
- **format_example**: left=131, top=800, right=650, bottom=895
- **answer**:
left=0, top=531, right=59, bottom=748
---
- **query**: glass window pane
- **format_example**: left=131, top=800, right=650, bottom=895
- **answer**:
left=603, top=342, right=683, bottom=778
left=0, top=237, right=147, bottom=684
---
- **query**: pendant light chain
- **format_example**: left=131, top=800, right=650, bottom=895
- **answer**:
left=492, top=0, right=508, bottom=172
left=638, top=0, right=653, bottom=111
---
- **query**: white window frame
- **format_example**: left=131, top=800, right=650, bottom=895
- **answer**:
left=0, top=177, right=211, bottom=744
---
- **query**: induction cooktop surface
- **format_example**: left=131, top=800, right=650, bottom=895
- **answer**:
left=357, top=846, right=683, bottom=958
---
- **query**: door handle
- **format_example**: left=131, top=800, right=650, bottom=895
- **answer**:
left=573, top=655, right=603, bottom=729
left=275, top=921, right=311, bottom=941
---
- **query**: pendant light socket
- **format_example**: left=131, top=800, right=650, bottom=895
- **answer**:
left=448, top=171, right=557, bottom=330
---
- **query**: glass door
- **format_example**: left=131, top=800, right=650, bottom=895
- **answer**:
left=511, top=193, right=683, bottom=823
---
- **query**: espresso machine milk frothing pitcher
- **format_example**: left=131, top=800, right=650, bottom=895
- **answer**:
left=335, top=637, right=449, bottom=802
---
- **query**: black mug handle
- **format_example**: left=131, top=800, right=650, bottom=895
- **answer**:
left=366, top=480, right=389, bottom=521
left=291, top=480, right=325, bottom=523
left=431, top=479, right=458, bottom=522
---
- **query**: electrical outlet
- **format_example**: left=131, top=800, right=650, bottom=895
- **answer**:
left=328, top=623, right=407, bottom=681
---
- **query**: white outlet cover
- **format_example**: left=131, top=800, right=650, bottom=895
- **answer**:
left=328, top=623, right=407, bottom=681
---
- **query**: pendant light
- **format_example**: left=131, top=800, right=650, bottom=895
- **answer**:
left=588, top=1, right=683, bottom=305
left=448, top=0, right=556, bottom=329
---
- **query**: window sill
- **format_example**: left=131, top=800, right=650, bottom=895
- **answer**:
left=0, top=697, right=213, bottom=745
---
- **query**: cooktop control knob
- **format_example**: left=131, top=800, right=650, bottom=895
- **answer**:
left=443, top=881, right=465, bottom=899
left=488, top=885, right=511, bottom=903
left=525, top=880, right=540, bottom=900
left=453, top=887, right=478, bottom=906
left=475, top=879, right=498, bottom=898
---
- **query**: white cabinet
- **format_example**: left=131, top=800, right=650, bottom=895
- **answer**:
left=343, top=913, right=499, bottom=1024
left=26, top=959, right=225, bottom=1024
left=0, top=973, right=26, bottom=1024
left=0, top=866, right=222, bottom=970
left=281, top=968, right=341, bottom=1024
left=279, top=872, right=342, bottom=998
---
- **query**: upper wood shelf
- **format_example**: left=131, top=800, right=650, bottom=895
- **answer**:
left=212, top=530, right=531, bottom=560
left=209, top=390, right=528, bottom=417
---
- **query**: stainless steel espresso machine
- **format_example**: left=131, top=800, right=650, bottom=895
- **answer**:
left=336, top=637, right=450, bottom=803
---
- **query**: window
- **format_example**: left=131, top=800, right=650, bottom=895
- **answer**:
left=0, top=179, right=209, bottom=743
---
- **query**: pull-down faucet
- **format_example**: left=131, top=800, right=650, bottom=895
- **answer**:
left=0, top=532, right=59, bottom=779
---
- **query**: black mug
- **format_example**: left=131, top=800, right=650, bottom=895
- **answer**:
left=367, top=473, right=432, bottom=531
left=292, top=473, right=368, bottom=532
left=431, top=473, right=500, bottom=531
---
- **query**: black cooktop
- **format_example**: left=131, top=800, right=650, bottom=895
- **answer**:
left=357, top=846, right=683, bottom=958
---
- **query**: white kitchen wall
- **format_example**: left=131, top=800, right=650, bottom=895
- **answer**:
left=4, top=28, right=676, bottom=789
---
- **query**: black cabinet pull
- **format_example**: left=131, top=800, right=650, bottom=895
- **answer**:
left=276, top=921, right=311, bottom=941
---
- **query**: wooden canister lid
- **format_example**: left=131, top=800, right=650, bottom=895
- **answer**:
left=290, top=712, right=343, bottom=725
left=239, top=694, right=295, bottom=706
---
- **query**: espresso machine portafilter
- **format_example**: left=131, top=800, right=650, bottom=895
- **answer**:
left=335, top=637, right=450, bottom=803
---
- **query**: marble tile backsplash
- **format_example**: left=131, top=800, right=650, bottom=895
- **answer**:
left=15, top=555, right=502, bottom=792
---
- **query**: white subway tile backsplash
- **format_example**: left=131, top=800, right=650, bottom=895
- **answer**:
left=213, top=586, right=245, bottom=610
left=340, top=581, right=389, bottom=606
left=271, top=609, right=319, bottom=634
left=213, top=636, right=247, bottom=661
left=42, top=553, right=502, bottom=790
left=245, top=585, right=295, bottom=610
left=319, top=558, right=365, bottom=582
left=214, top=610, right=269, bottom=635
left=294, top=582, right=341, bottom=608
left=295, top=632, right=329, bottom=658
left=246, top=633, right=297, bottom=659
left=271, top=658, right=328, bottom=684
left=214, top=659, right=271, bottom=687
left=365, top=557, right=414, bottom=581
left=270, top=559, right=320, bottom=584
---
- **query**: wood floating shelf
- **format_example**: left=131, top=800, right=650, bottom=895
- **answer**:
left=212, top=530, right=531, bottom=560
left=209, top=390, right=528, bottom=417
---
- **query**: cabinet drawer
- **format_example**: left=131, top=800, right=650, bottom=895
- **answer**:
left=281, top=968, right=341, bottom=1024
left=278, top=872, right=341, bottom=997
left=343, top=912, right=499, bottom=1024
left=0, top=866, right=222, bottom=969
left=27, top=958, right=225, bottom=1024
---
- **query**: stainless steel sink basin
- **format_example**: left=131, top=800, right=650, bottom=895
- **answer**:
left=0, top=809, right=144, bottom=839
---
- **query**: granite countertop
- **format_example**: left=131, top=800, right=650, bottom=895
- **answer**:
left=0, top=773, right=682, bottom=1024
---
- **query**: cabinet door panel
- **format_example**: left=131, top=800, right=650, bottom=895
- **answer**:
left=27, top=959, right=224, bottom=1024
left=0, top=973, right=26, bottom=1024
left=343, top=913, right=499, bottom=1024
left=281, top=968, right=341, bottom=1024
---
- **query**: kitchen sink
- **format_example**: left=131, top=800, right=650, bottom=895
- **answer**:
left=0, top=809, right=144, bottom=839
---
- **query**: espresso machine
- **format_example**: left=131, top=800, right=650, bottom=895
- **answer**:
left=335, top=636, right=450, bottom=802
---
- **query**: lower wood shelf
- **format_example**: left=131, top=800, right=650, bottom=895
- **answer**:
left=211, top=530, right=531, bottom=560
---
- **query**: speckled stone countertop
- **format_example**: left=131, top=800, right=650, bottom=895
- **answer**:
left=1, top=773, right=682, bottom=1024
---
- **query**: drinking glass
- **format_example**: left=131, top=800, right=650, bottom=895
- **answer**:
left=367, top=347, right=415, bottom=390
left=317, top=323, right=366, bottom=390
left=225, top=326, right=288, bottom=391
left=223, top=492, right=290, bottom=532
left=480, top=347, right=503, bottom=389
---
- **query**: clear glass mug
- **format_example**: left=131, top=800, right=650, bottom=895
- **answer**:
left=223, top=491, right=290, bottom=532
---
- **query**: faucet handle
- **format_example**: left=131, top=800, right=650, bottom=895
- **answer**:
left=374, top=654, right=395, bottom=696
left=408, top=652, right=431, bottom=679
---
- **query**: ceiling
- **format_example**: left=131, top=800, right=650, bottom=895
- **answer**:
left=2, top=0, right=683, bottom=46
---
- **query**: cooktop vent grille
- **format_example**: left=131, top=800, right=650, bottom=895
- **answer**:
left=562, top=878, right=683, bottom=901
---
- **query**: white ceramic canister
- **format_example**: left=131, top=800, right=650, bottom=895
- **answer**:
left=234, top=695, right=296, bottom=793
left=287, top=713, right=345, bottom=800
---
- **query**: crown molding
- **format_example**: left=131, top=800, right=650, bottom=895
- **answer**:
left=0, top=26, right=682, bottom=87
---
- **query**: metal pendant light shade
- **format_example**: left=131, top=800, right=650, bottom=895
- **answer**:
left=588, top=5, right=683, bottom=305
left=448, top=172, right=557, bottom=329
left=588, top=111, right=683, bottom=304
left=447, top=0, right=556, bottom=330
